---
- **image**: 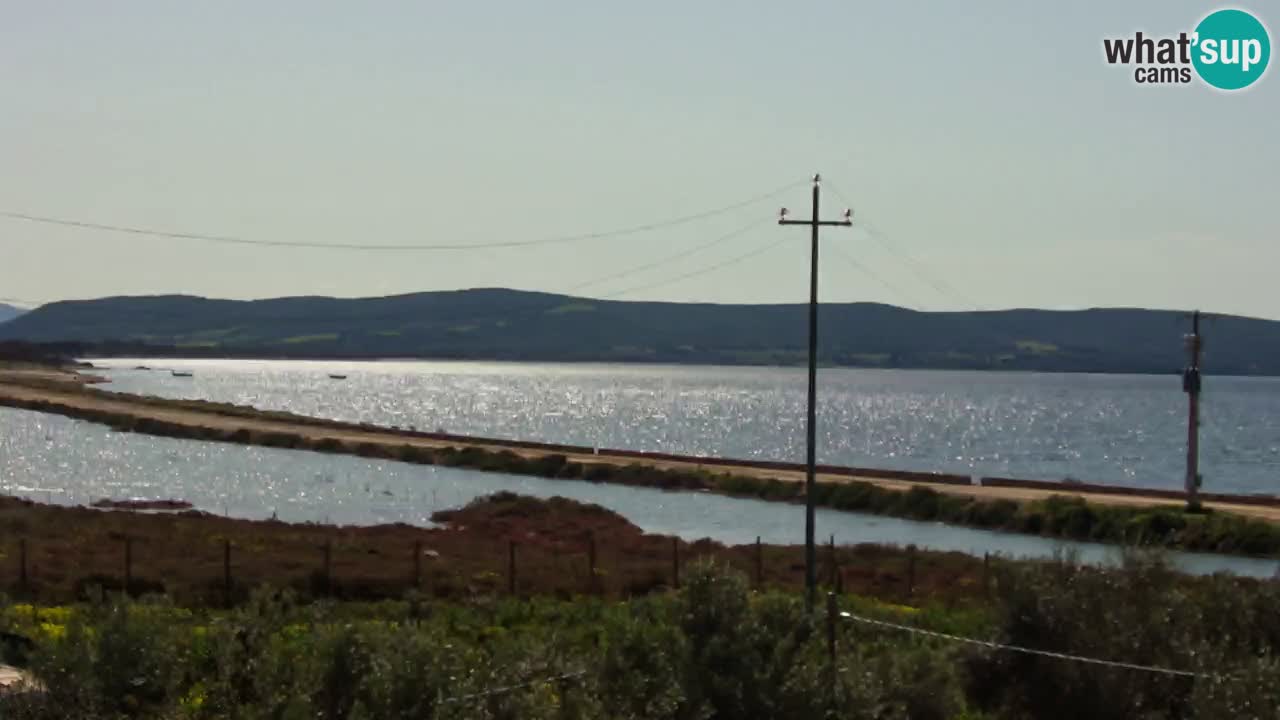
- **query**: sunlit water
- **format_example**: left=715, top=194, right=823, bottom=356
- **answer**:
left=2, top=407, right=1277, bottom=577
left=86, top=358, right=1280, bottom=494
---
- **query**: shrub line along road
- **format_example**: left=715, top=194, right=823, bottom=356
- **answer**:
left=1, top=365, right=1278, bottom=524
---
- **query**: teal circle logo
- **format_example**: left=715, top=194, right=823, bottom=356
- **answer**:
left=1192, top=8, right=1271, bottom=90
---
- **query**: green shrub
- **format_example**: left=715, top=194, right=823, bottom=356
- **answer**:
left=528, top=453, right=569, bottom=477
left=313, top=437, right=345, bottom=453
left=29, top=598, right=189, bottom=717
left=969, top=552, right=1280, bottom=720
left=968, top=499, right=1019, bottom=528
left=900, top=486, right=942, bottom=520
left=1042, top=496, right=1098, bottom=539
left=13, top=558, right=1280, bottom=719
left=583, top=464, right=614, bottom=483
left=353, top=442, right=393, bottom=459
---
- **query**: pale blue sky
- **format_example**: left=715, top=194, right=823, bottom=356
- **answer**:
left=1, top=2, right=1276, bottom=317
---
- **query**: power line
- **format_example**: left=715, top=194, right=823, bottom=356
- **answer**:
left=0, top=221, right=772, bottom=322
left=841, top=611, right=1213, bottom=679
left=600, top=226, right=784, bottom=298
left=859, top=221, right=983, bottom=308
left=0, top=181, right=802, bottom=253
left=826, top=243, right=922, bottom=311
left=825, top=181, right=984, bottom=309
left=341, top=220, right=772, bottom=329
left=439, top=670, right=587, bottom=706
left=567, top=217, right=765, bottom=294
left=823, top=179, right=1131, bottom=355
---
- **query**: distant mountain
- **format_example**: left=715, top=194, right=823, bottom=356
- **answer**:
left=0, top=288, right=1274, bottom=375
left=0, top=303, right=26, bottom=325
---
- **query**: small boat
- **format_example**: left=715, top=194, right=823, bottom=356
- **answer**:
left=328, top=374, right=348, bottom=380
left=171, top=370, right=193, bottom=378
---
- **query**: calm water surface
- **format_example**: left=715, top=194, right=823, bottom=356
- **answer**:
left=87, top=358, right=1280, bottom=494
left=2, top=406, right=1276, bottom=578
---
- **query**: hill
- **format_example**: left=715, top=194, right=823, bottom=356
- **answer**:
left=0, top=288, right=1274, bottom=374
left=0, top=303, right=26, bottom=325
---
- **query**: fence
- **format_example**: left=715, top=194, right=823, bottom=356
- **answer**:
left=3, top=524, right=979, bottom=610
left=0, top=529, right=1233, bottom=709
left=368, top=588, right=1223, bottom=709
left=836, top=607, right=1210, bottom=679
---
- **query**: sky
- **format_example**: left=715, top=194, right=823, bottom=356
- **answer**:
left=1, top=1, right=1277, bottom=318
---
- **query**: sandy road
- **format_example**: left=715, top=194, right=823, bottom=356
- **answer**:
left=2, top=367, right=1278, bottom=524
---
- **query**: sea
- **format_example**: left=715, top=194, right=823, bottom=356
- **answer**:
left=84, top=358, right=1280, bottom=494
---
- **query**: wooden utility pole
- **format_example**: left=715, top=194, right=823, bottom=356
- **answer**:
left=1183, top=310, right=1204, bottom=510
left=779, top=174, right=853, bottom=611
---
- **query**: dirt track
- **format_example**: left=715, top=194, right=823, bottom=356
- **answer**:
left=3, top=366, right=1278, bottom=524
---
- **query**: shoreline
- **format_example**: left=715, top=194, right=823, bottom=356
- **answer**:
left=3, top=366, right=1280, bottom=558
left=81, top=351, right=1279, bottom=378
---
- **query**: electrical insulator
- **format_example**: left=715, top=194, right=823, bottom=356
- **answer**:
left=1182, top=367, right=1201, bottom=394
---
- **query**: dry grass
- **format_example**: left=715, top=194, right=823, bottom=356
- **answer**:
left=0, top=493, right=988, bottom=608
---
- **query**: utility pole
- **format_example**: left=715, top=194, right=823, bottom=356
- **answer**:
left=779, top=174, right=852, bottom=611
left=1183, top=310, right=1203, bottom=510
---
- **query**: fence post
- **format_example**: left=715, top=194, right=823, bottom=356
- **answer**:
left=828, top=535, right=837, bottom=588
left=508, top=540, right=517, bottom=596
left=557, top=675, right=573, bottom=720
left=18, top=538, right=28, bottom=591
left=322, top=539, right=332, bottom=596
left=414, top=540, right=422, bottom=590
left=906, top=544, right=916, bottom=598
left=223, top=539, right=232, bottom=608
left=982, top=552, right=990, bottom=598
left=826, top=591, right=838, bottom=703
left=587, top=531, right=597, bottom=594
left=672, top=537, right=680, bottom=589
left=124, top=536, right=133, bottom=597
left=755, top=536, right=763, bottom=589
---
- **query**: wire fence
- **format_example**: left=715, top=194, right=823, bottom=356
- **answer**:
left=381, top=597, right=1227, bottom=707
left=838, top=608, right=1212, bottom=679
left=0, top=527, right=774, bottom=607
left=0, top=526, right=1242, bottom=705
left=439, top=670, right=588, bottom=706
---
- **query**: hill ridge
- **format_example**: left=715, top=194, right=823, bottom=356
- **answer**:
left=2, top=289, right=1276, bottom=375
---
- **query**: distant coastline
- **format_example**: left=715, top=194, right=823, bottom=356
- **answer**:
left=3, top=289, right=1278, bottom=375
left=3, top=339, right=1262, bottom=377
left=75, top=346, right=1196, bottom=376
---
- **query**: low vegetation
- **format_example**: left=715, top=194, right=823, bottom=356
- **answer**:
left=0, top=493, right=987, bottom=606
left=2, top=549, right=1279, bottom=719
left=714, top=474, right=1280, bottom=557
